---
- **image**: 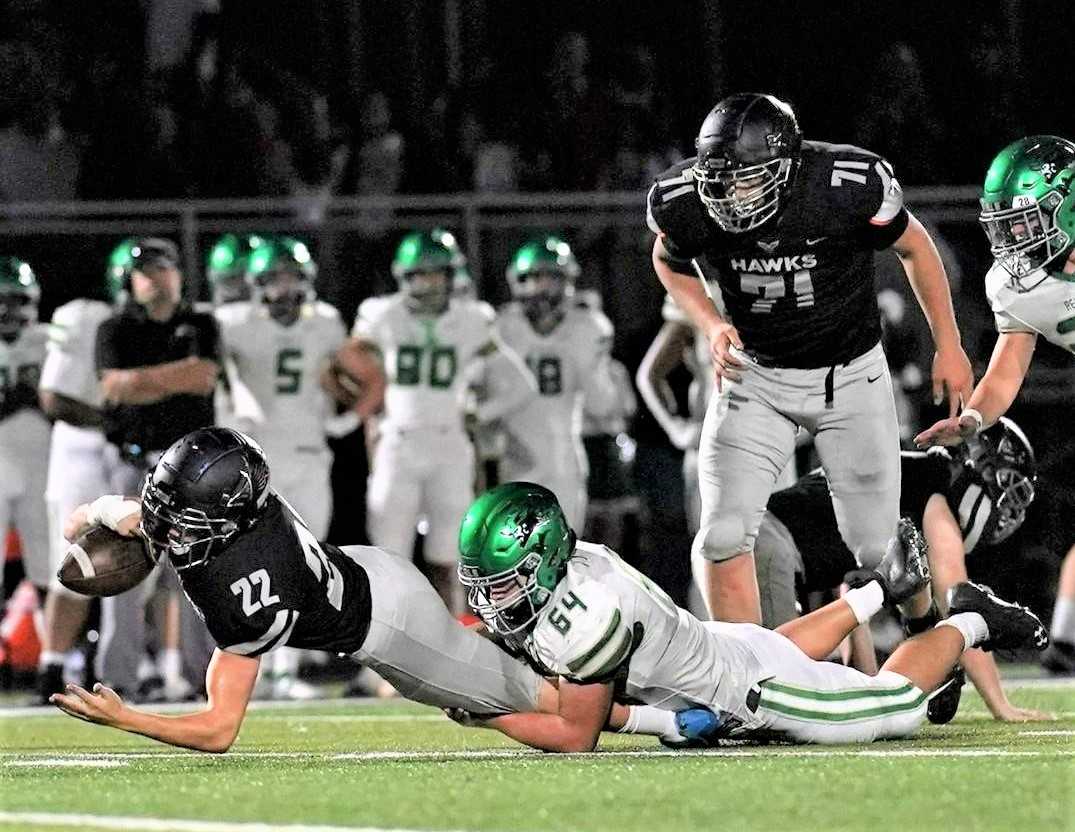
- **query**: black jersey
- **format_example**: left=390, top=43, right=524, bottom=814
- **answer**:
left=646, top=141, right=909, bottom=368
left=177, top=494, right=372, bottom=657
left=766, top=450, right=954, bottom=591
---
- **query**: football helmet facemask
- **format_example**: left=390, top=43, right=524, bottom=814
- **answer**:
left=979, top=135, right=1075, bottom=289
left=506, top=236, right=579, bottom=329
left=0, top=257, right=39, bottom=341
left=692, top=92, right=802, bottom=233
left=245, top=236, right=316, bottom=325
left=140, top=427, right=271, bottom=571
left=458, top=482, right=575, bottom=637
left=946, top=417, right=1036, bottom=550
left=392, top=229, right=465, bottom=316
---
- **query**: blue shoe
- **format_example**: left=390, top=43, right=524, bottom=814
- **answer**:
left=660, top=708, right=723, bottom=749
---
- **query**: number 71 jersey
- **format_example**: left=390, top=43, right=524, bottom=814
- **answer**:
left=353, top=293, right=498, bottom=431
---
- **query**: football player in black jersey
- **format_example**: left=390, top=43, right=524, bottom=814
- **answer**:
left=754, top=418, right=1051, bottom=723
left=47, top=427, right=700, bottom=751
left=646, top=92, right=973, bottom=623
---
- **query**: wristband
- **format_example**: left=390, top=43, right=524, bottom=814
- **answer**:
left=959, top=408, right=984, bottom=435
left=87, top=495, right=142, bottom=531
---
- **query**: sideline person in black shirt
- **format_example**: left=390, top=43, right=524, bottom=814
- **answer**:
left=93, top=238, right=220, bottom=699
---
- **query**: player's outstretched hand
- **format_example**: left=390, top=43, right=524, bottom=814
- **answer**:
left=443, top=708, right=493, bottom=729
left=991, top=703, right=1057, bottom=723
left=50, top=683, right=126, bottom=726
left=63, top=497, right=142, bottom=542
left=913, top=414, right=979, bottom=448
left=931, top=344, right=974, bottom=418
left=708, top=321, right=746, bottom=391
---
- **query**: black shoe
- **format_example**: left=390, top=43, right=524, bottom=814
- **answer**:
left=33, top=663, right=65, bottom=705
left=1040, top=640, right=1075, bottom=676
left=926, top=666, right=964, bottom=724
left=135, top=675, right=166, bottom=704
left=845, top=517, right=931, bottom=605
left=946, top=582, right=1049, bottom=652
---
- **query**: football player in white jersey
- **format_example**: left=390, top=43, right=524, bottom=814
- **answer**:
left=35, top=250, right=122, bottom=702
left=454, top=482, right=1048, bottom=751
left=206, top=233, right=261, bottom=306
left=338, top=229, right=536, bottom=611
left=215, top=235, right=352, bottom=698
left=495, top=236, right=618, bottom=529
left=915, top=135, right=1075, bottom=673
left=0, top=257, right=50, bottom=606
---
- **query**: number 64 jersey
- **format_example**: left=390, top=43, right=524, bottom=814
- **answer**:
left=523, top=542, right=764, bottom=728
left=985, top=262, right=1075, bottom=354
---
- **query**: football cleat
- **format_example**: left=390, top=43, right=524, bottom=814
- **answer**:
left=659, top=707, right=724, bottom=749
left=926, top=666, right=964, bottom=725
left=844, top=517, right=930, bottom=605
left=1040, top=640, right=1075, bottom=676
left=946, top=582, right=1049, bottom=653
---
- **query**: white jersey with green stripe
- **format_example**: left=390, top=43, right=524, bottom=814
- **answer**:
left=216, top=300, right=346, bottom=454
left=526, top=542, right=761, bottom=713
left=353, top=293, right=497, bottom=431
left=985, top=261, right=1075, bottom=354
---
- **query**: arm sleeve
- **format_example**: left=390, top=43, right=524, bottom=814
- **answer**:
left=351, top=298, right=383, bottom=341
left=646, top=173, right=707, bottom=268
left=578, top=312, right=619, bottom=420
left=219, top=608, right=301, bottom=657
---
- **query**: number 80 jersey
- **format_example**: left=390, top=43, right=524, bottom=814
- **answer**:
left=353, top=294, right=498, bottom=431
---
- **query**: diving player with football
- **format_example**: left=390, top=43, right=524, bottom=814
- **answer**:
left=48, top=428, right=698, bottom=751
left=337, top=229, right=535, bottom=611
left=495, top=235, right=620, bottom=529
left=647, top=93, right=973, bottom=624
left=914, top=135, right=1075, bottom=674
left=451, top=482, right=1047, bottom=751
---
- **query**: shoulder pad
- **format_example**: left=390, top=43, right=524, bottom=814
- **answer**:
left=531, top=579, right=633, bottom=682
left=312, top=300, right=343, bottom=322
left=353, top=295, right=394, bottom=337
left=646, top=160, right=711, bottom=258
left=569, top=306, right=614, bottom=341
left=214, top=300, right=253, bottom=326
left=48, top=300, right=112, bottom=350
left=456, top=298, right=496, bottom=324
left=803, top=141, right=904, bottom=227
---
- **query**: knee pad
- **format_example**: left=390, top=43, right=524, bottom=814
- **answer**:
left=692, top=516, right=748, bottom=562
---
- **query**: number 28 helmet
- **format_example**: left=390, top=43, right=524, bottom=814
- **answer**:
left=140, top=427, right=271, bottom=570
left=692, top=92, right=802, bottom=234
left=979, top=135, right=1075, bottom=289
left=457, top=482, right=575, bottom=636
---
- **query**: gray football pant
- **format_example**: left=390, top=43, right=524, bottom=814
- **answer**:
left=694, top=341, right=900, bottom=570
left=343, top=545, right=543, bottom=715
left=753, top=512, right=805, bottom=629
left=95, top=446, right=214, bottom=692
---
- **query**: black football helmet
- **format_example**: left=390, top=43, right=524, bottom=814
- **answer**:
left=140, top=427, right=271, bottom=570
left=692, top=92, right=802, bottom=233
left=946, top=417, right=1036, bottom=551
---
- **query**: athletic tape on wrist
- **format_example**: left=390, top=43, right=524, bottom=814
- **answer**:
left=87, top=495, right=141, bottom=531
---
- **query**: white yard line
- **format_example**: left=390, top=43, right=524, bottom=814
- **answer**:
left=0, top=813, right=472, bottom=832
left=4, top=747, right=1074, bottom=766
left=5, top=759, right=129, bottom=767
left=1018, top=730, right=1075, bottom=736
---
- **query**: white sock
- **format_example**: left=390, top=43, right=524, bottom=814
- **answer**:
left=160, top=648, right=182, bottom=684
left=618, top=705, right=680, bottom=740
left=1050, top=597, right=1075, bottom=644
left=844, top=581, right=885, bottom=624
left=937, top=612, right=989, bottom=650
left=38, top=650, right=64, bottom=670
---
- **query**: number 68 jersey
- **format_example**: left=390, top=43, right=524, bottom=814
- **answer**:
left=177, top=494, right=372, bottom=657
left=523, top=542, right=762, bottom=720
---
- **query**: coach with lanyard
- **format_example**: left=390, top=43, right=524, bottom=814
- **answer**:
left=94, top=237, right=220, bottom=700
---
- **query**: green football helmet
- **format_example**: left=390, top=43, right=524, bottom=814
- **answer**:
left=105, top=237, right=138, bottom=302
left=245, top=236, right=316, bottom=324
left=391, top=228, right=465, bottom=315
left=979, top=135, right=1075, bottom=289
left=206, top=233, right=267, bottom=304
left=0, top=257, right=40, bottom=340
left=458, top=482, right=576, bottom=636
left=505, top=235, right=579, bottom=328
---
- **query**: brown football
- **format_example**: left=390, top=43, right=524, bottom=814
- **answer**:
left=57, top=525, right=156, bottom=597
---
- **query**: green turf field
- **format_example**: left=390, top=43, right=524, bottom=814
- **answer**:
left=1, top=682, right=1072, bottom=832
